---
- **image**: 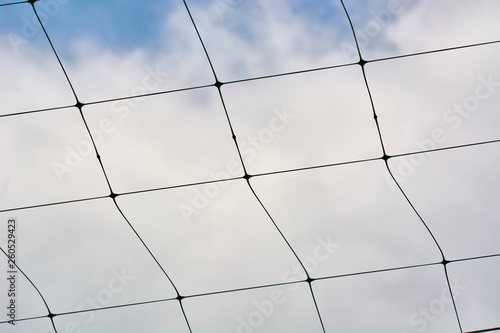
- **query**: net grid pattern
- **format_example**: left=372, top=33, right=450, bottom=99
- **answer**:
left=0, top=0, right=499, bottom=332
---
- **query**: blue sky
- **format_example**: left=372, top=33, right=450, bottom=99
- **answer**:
left=38, top=0, right=179, bottom=56
left=1, top=0, right=175, bottom=52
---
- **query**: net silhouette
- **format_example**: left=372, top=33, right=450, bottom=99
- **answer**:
left=0, top=0, right=499, bottom=332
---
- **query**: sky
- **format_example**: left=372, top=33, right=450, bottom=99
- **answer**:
left=0, top=0, right=499, bottom=332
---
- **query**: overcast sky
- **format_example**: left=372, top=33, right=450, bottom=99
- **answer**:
left=0, top=0, right=499, bottom=332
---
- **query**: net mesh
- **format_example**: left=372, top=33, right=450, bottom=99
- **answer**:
left=0, top=0, right=499, bottom=332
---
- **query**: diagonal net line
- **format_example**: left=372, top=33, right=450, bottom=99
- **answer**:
left=1, top=38, right=499, bottom=120
left=465, top=328, right=500, bottom=333
left=0, top=1, right=25, bottom=8
left=0, top=0, right=498, bottom=331
left=2, top=251, right=499, bottom=325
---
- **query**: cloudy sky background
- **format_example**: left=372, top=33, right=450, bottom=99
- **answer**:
left=0, top=0, right=499, bottom=332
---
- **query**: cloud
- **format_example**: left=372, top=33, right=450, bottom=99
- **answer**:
left=186, top=0, right=357, bottom=81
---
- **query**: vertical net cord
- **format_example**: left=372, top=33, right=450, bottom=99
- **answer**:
left=338, top=0, right=446, bottom=261
left=0, top=246, right=56, bottom=329
left=339, top=0, right=464, bottom=332
left=27, top=2, right=190, bottom=330
left=443, top=263, right=464, bottom=333
left=181, top=0, right=328, bottom=330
